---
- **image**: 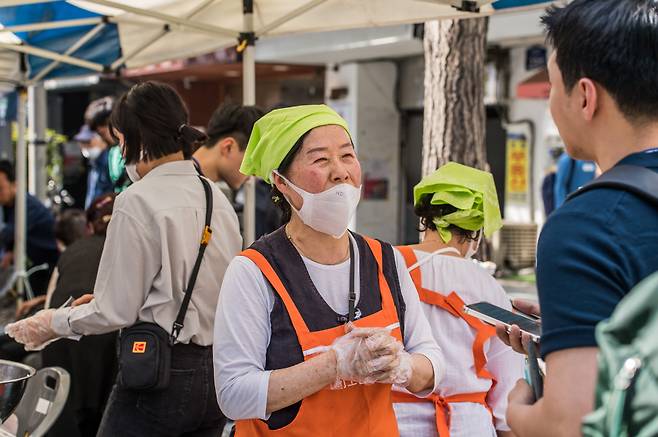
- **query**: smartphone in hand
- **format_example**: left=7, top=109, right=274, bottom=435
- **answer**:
left=463, top=301, right=541, bottom=343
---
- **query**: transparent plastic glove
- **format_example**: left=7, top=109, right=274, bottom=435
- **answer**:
left=5, top=309, right=58, bottom=351
left=330, top=324, right=402, bottom=388
left=374, top=350, right=414, bottom=387
left=356, top=331, right=404, bottom=383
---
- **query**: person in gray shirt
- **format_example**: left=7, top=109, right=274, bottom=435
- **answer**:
left=7, top=81, right=242, bottom=436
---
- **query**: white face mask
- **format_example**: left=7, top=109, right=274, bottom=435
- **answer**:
left=125, top=163, right=141, bottom=183
left=82, top=147, right=103, bottom=161
left=464, top=231, right=483, bottom=259
left=273, top=170, right=361, bottom=238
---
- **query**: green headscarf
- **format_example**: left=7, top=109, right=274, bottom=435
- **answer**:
left=240, top=104, right=350, bottom=184
left=414, top=162, right=502, bottom=243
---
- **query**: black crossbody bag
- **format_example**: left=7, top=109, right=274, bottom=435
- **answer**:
left=118, top=176, right=213, bottom=392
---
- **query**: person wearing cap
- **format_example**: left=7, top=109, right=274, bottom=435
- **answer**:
left=392, top=163, right=524, bottom=437
left=213, top=104, right=444, bottom=436
left=74, top=123, right=113, bottom=209
left=84, top=96, right=131, bottom=193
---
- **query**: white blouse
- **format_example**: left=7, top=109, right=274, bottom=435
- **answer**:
left=51, top=160, right=242, bottom=346
left=393, top=250, right=525, bottom=436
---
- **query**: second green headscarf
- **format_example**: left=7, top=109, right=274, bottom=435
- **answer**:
left=414, top=162, right=502, bottom=243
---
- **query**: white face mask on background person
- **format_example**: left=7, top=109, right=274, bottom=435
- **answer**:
left=464, top=231, right=483, bottom=259
left=123, top=144, right=146, bottom=183
left=125, top=163, right=141, bottom=183
left=81, top=147, right=103, bottom=161
left=273, top=170, right=361, bottom=238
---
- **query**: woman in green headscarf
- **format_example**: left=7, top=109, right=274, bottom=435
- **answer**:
left=392, top=162, right=524, bottom=437
left=213, top=105, right=444, bottom=436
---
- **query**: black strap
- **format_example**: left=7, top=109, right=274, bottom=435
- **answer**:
left=347, top=237, right=356, bottom=322
left=566, top=164, right=658, bottom=207
left=336, top=235, right=358, bottom=325
left=170, top=176, right=214, bottom=345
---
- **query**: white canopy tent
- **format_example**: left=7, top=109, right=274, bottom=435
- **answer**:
left=0, top=0, right=548, bottom=296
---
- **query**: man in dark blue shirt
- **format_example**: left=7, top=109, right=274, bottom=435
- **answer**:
left=0, top=160, right=58, bottom=295
left=503, top=2, right=658, bottom=436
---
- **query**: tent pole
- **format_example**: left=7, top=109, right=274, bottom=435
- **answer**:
left=27, top=84, right=47, bottom=201
left=256, top=0, right=328, bottom=37
left=33, top=22, right=106, bottom=82
left=83, top=0, right=236, bottom=38
left=0, top=17, right=102, bottom=34
left=112, top=0, right=216, bottom=71
left=14, top=86, right=27, bottom=299
left=242, top=0, right=256, bottom=246
left=0, top=43, right=104, bottom=72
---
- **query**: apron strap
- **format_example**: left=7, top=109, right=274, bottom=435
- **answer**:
left=364, top=237, right=399, bottom=319
left=444, top=292, right=497, bottom=384
left=241, top=248, right=310, bottom=334
left=392, top=391, right=489, bottom=437
left=396, top=245, right=422, bottom=291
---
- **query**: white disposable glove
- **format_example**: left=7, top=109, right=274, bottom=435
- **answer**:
left=5, top=309, right=58, bottom=351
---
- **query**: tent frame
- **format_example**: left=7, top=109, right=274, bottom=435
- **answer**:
left=0, top=0, right=355, bottom=248
left=0, top=0, right=495, bottom=293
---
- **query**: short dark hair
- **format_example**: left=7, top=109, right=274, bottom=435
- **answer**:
left=54, top=209, right=88, bottom=247
left=542, top=0, right=658, bottom=121
left=414, top=194, right=479, bottom=243
left=0, top=160, right=15, bottom=182
left=110, top=81, right=207, bottom=164
left=86, top=193, right=116, bottom=236
left=204, top=103, right=264, bottom=150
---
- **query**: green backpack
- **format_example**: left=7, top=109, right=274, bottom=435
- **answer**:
left=582, top=271, right=658, bottom=437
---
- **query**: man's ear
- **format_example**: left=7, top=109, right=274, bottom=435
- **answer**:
left=217, top=137, right=237, bottom=157
left=578, top=78, right=598, bottom=122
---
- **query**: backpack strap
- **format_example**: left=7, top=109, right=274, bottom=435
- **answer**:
left=566, top=165, right=658, bottom=206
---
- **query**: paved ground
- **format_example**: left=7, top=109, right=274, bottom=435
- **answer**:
left=498, top=278, right=538, bottom=300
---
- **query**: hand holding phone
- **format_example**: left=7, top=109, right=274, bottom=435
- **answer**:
left=463, top=301, right=541, bottom=343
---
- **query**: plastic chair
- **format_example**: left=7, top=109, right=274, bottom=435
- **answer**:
left=13, top=367, right=70, bottom=437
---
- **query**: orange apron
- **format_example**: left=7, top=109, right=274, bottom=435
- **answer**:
left=392, top=246, right=497, bottom=437
left=236, top=237, right=403, bottom=437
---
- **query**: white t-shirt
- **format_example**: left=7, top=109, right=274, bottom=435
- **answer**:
left=393, top=250, right=525, bottom=437
left=213, top=237, right=445, bottom=421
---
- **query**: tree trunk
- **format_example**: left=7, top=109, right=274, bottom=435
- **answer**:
left=422, top=17, right=489, bottom=176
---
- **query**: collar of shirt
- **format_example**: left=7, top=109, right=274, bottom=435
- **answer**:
left=143, top=160, right=199, bottom=180
left=617, top=148, right=658, bottom=169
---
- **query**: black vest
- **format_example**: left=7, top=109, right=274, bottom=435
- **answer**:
left=249, top=228, right=406, bottom=429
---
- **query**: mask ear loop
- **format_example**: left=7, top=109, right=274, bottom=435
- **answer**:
left=407, top=246, right=462, bottom=272
left=272, top=170, right=305, bottom=214
left=464, top=230, right=483, bottom=259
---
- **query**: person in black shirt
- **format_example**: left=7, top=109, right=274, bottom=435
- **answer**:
left=42, top=193, right=118, bottom=437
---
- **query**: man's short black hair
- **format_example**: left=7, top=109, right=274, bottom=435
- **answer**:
left=542, top=0, right=658, bottom=122
left=0, top=160, right=15, bottom=182
left=205, top=103, right=264, bottom=151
